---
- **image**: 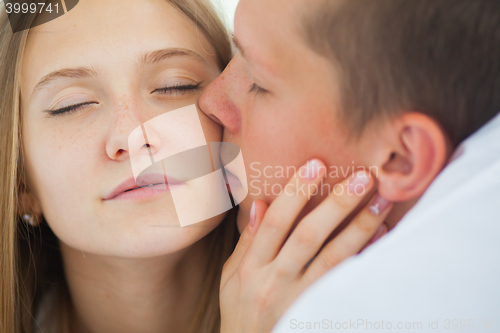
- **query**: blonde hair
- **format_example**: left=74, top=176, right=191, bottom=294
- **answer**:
left=0, top=1, right=236, bottom=332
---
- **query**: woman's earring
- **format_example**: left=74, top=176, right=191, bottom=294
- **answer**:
left=22, top=213, right=40, bottom=227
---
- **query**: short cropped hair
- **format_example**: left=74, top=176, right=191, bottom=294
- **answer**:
left=303, top=0, right=500, bottom=146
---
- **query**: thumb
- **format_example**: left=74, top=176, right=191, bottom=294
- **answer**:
left=223, top=200, right=268, bottom=277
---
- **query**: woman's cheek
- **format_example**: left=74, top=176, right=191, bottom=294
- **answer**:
left=25, top=126, right=93, bottom=211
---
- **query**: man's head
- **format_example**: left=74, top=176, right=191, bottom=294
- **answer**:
left=199, top=0, right=500, bottom=231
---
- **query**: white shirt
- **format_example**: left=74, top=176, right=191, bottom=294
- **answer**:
left=272, top=113, right=500, bottom=333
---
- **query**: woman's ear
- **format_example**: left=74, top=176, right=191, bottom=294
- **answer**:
left=17, top=182, right=43, bottom=220
left=375, top=112, right=450, bottom=202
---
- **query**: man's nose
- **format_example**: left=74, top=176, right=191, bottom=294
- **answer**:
left=199, top=54, right=250, bottom=134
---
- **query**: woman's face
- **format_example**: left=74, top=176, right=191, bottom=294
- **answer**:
left=20, top=0, right=225, bottom=257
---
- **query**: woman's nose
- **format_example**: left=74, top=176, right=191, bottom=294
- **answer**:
left=105, top=98, right=161, bottom=162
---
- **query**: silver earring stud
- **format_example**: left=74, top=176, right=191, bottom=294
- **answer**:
left=22, top=213, right=39, bottom=227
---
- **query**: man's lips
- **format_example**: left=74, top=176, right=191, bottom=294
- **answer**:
left=224, top=167, right=240, bottom=184
left=103, top=173, right=182, bottom=200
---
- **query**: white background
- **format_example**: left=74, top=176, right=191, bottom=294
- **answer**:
left=209, top=0, right=240, bottom=31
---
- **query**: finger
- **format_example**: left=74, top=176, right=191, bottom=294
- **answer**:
left=246, top=159, right=327, bottom=266
left=274, top=170, right=375, bottom=275
left=359, top=221, right=388, bottom=253
left=248, top=199, right=268, bottom=236
left=223, top=200, right=268, bottom=277
left=303, top=192, right=392, bottom=283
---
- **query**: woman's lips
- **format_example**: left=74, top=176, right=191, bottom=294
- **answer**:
left=104, top=174, right=183, bottom=201
left=110, top=183, right=170, bottom=201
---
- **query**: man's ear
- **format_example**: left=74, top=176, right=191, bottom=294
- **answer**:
left=375, top=112, right=450, bottom=202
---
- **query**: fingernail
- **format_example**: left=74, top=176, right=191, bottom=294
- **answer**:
left=301, top=159, right=323, bottom=180
left=368, top=194, right=392, bottom=216
left=348, top=171, right=371, bottom=194
left=249, top=201, right=256, bottom=227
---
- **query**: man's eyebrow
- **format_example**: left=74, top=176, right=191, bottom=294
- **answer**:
left=30, top=67, right=98, bottom=101
left=139, top=48, right=208, bottom=66
left=232, top=36, right=246, bottom=59
left=232, top=35, right=275, bottom=78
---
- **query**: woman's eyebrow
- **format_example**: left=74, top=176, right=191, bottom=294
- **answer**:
left=29, top=48, right=207, bottom=101
left=139, top=48, right=209, bottom=67
left=30, top=67, right=98, bottom=101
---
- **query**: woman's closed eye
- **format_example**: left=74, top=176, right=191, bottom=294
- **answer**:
left=45, top=101, right=99, bottom=117
left=45, top=83, right=204, bottom=117
left=152, top=82, right=202, bottom=95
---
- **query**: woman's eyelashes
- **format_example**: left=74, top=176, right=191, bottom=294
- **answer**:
left=45, top=101, right=98, bottom=117
left=45, top=83, right=203, bottom=117
left=152, top=82, right=202, bottom=95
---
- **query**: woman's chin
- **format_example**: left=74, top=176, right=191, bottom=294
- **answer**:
left=56, top=212, right=223, bottom=258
